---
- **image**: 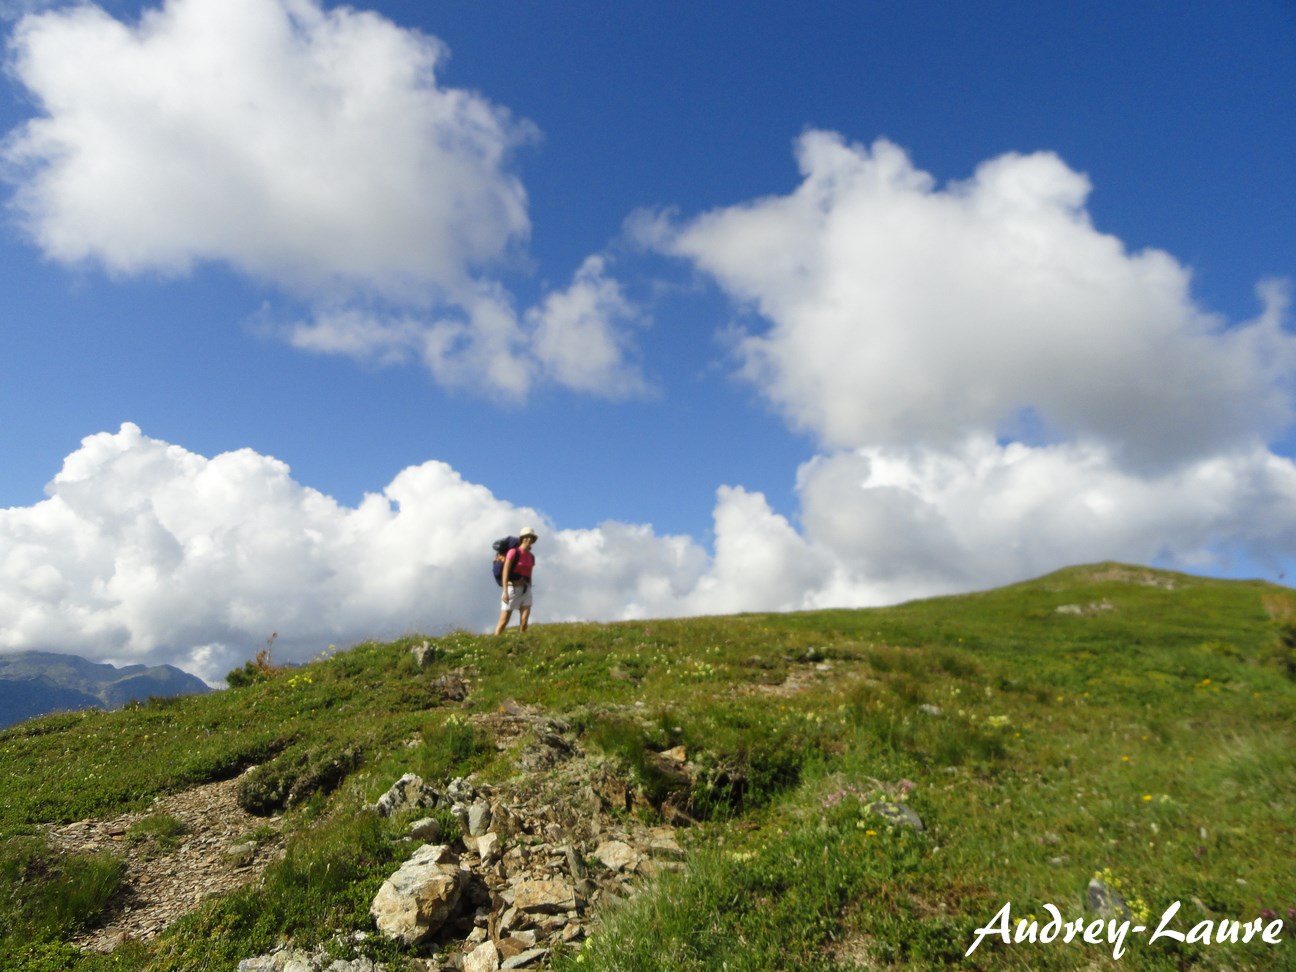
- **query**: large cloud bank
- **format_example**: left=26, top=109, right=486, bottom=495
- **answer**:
left=1, top=0, right=646, bottom=397
left=4, top=420, right=1296, bottom=686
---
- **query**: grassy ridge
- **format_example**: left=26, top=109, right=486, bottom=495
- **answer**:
left=1, top=563, right=1294, bottom=970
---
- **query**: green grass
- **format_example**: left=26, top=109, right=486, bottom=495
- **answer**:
left=126, top=814, right=189, bottom=853
left=2, top=562, right=1294, bottom=970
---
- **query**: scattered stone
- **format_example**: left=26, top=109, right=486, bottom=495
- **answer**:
left=462, top=941, right=500, bottom=972
left=58, top=700, right=692, bottom=966
left=410, top=642, right=437, bottom=670
left=561, top=923, right=584, bottom=943
left=237, top=945, right=382, bottom=971
left=518, top=729, right=575, bottom=772
left=410, top=817, right=443, bottom=842
left=868, top=801, right=925, bottom=832
left=498, top=931, right=537, bottom=957
left=594, top=840, right=639, bottom=873
left=500, top=947, right=548, bottom=969
left=1055, top=601, right=1115, bottom=616
left=918, top=704, right=943, bottom=716
left=375, top=774, right=442, bottom=818
left=507, top=879, right=578, bottom=915
left=591, top=774, right=631, bottom=813
left=43, top=772, right=286, bottom=953
left=370, top=845, right=465, bottom=945
left=1087, top=877, right=1129, bottom=920
left=645, top=828, right=684, bottom=860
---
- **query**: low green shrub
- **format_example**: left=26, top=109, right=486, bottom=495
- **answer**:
left=236, top=744, right=363, bottom=815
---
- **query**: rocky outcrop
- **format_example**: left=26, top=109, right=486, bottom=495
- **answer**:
left=375, top=773, right=443, bottom=818
left=362, top=766, right=686, bottom=970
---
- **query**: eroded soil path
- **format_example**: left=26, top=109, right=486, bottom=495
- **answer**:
left=43, top=773, right=284, bottom=952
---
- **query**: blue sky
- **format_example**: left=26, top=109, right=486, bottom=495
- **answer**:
left=1, top=0, right=1294, bottom=684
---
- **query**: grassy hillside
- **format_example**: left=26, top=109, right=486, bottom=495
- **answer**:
left=2, top=563, right=1293, bottom=971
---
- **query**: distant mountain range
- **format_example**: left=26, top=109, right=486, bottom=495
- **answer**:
left=0, top=651, right=213, bottom=729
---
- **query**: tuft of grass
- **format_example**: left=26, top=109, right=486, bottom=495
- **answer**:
left=366, top=713, right=493, bottom=799
left=126, top=814, right=189, bottom=853
left=0, top=838, right=125, bottom=951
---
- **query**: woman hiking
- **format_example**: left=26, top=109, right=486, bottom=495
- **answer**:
left=494, top=527, right=537, bottom=635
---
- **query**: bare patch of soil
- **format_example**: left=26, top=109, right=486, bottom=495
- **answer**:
left=43, top=772, right=284, bottom=952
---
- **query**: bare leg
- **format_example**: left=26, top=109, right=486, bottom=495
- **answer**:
left=518, top=605, right=531, bottom=633
left=494, top=609, right=512, bottom=635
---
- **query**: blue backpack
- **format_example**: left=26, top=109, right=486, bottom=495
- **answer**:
left=491, top=536, right=520, bottom=586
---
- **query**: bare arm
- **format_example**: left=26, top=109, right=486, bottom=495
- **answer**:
left=500, top=552, right=514, bottom=600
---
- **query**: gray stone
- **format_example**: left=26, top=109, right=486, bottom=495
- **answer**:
left=471, top=831, right=500, bottom=863
left=409, top=816, right=442, bottom=841
left=431, top=672, right=469, bottom=701
left=467, top=801, right=493, bottom=837
left=508, top=879, right=577, bottom=914
left=463, top=941, right=500, bottom=972
left=501, top=948, right=549, bottom=969
left=371, top=844, right=465, bottom=945
left=237, top=948, right=385, bottom=972
left=410, top=642, right=436, bottom=669
left=374, top=774, right=441, bottom=818
left=1087, top=877, right=1130, bottom=920
left=594, top=840, right=638, bottom=873
left=646, top=828, right=685, bottom=860
left=563, top=844, right=587, bottom=879
left=447, top=777, right=478, bottom=803
left=499, top=931, right=538, bottom=954
left=868, top=801, right=925, bottom=832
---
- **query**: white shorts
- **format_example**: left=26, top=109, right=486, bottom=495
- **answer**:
left=501, top=581, right=533, bottom=611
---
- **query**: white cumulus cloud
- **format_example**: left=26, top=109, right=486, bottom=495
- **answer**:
left=526, top=256, right=652, bottom=398
left=656, top=131, right=1296, bottom=469
left=2, top=0, right=648, bottom=397
left=3, top=0, right=529, bottom=294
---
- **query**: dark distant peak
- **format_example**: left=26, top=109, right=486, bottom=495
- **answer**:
left=0, top=650, right=212, bottom=730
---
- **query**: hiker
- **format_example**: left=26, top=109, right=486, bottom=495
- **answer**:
left=494, top=528, right=538, bottom=635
